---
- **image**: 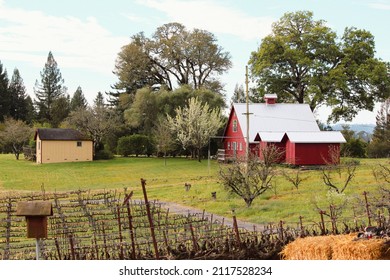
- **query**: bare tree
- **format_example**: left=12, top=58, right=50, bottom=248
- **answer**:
left=321, top=159, right=358, bottom=194
left=219, top=145, right=283, bottom=207
left=282, top=169, right=307, bottom=191
left=0, top=117, right=33, bottom=159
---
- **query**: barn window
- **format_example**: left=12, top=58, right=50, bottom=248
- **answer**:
left=227, top=142, right=230, bottom=150
left=77, top=141, right=82, bottom=147
left=232, top=142, right=237, bottom=151
left=233, top=120, right=237, bottom=132
left=239, top=142, right=242, bottom=151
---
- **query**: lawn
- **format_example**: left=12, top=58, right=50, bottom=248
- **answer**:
left=0, top=154, right=388, bottom=224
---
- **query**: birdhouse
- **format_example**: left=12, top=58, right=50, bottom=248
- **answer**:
left=16, top=201, right=53, bottom=238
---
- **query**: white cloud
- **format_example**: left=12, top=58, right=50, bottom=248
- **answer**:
left=137, top=0, right=274, bottom=40
left=369, top=2, right=390, bottom=10
left=0, top=2, right=129, bottom=74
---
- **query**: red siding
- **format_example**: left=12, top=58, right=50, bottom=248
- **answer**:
left=223, top=107, right=246, bottom=158
left=286, top=141, right=341, bottom=165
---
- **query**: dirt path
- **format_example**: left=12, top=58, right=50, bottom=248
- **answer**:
left=157, top=200, right=266, bottom=232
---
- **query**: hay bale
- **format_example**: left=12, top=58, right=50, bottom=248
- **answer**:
left=281, top=235, right=336, bottom=260
left=281, top=234, right=390, bottom=260
left=332, top=235, right=390, bottom=260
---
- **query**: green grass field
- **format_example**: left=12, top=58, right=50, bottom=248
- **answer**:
left=0, top=154, right=388, bottom=224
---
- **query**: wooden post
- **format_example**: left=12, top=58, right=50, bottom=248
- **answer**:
left=126, top=202, right=136, bottom=259
left=319, top=211, right=326, bottom=235
left=117, top=205, right=124, bottom=259
left=141, top=178, right=160, bottom=260
left=232, top=210, right=240, bottom=244
left=363, top=191, right=372, bottom=226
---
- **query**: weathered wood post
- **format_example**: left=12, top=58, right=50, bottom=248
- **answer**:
left=141, top=178, right=160, bottom=260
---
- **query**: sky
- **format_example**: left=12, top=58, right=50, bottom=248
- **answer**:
left=0, top=0, right=389, bottom=125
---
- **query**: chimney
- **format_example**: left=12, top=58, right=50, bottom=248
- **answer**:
left=264, top=94, right=277, bottom=105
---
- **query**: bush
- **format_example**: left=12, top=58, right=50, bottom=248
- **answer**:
left=94, top=149, right=114, bottom=160
left=117, top=134, right=155, bottom=157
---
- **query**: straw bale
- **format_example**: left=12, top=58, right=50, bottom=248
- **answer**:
left=332, top=235, right=390, bottom=260
left=281, top=235, right=336, bottom=260
left=281, top=234, right=390, bottom=260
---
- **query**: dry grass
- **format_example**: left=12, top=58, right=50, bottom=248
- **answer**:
left=281, top=234, right=390, bottom=260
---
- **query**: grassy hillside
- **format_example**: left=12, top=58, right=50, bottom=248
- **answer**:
left=0, top=154, right=388, bottom=224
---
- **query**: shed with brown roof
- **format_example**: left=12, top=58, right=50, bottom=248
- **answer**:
left=34, top=128, right=93, bottom=164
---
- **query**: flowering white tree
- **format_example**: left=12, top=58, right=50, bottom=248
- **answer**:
left=168, top=97, right=223, bottom=162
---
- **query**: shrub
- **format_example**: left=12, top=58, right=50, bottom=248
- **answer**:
left=94, top=149, right=114, bottom=160
left=117, top=134, right=155, bottom=157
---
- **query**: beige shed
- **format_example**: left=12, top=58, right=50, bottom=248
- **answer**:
left=34, top=128, right=93, bottom=164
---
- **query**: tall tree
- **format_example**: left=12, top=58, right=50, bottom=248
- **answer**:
left=231, top=84, right=246, bottom=103
left=34, top=51, right=67, bottom=126
left=0, top=61, right=10, bottom=122
left=368, top=98, right=390, bottom=157
left=65, top=105, right=121, bottom=152
left=94, top=91, right=105, bottom=108
left=8, top=68, right=31, bottom=122
left=111, top=22, right=231, bottom=104
left=167, top=97, right=223, bottom=162
left=249, top=11, right=390, bottom=122
left=70, top=86, right=88, bottom=111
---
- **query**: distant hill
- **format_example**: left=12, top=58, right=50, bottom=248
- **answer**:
left=331, top=124, right=375, bottom=142
left=332, top=123, right=375, bottom=134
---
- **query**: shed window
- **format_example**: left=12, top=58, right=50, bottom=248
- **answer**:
left=77, top=141, right=82, bottom=147
left=233, top=120, right=238, bottom=132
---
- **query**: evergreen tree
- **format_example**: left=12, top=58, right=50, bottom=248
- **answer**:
left=368, top=98, right=390, bottom=157
left=70, top=86, right=88, bottom=111
left=8, top=68, right=30, bottom=121
left=0, top=61, right=10, bottom=122
left=34, top=51, right=67, bottom=126
left=94, top=91, right=105, bottom=107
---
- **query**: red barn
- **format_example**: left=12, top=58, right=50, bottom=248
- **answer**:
left=222, top=94, right=346, bottom=165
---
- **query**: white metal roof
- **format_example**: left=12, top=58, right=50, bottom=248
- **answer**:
left=233, top=103, right=320, bottom=142
left=257, top=132, right=285, bottom=142
left=286, top=131, right=346, bottom=143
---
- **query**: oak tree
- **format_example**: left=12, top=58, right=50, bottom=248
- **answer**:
left=249, top=11, right=390, bottom=122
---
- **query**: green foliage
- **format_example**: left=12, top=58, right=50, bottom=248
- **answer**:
left=34, top=52, right=68, bottom=126
left=94, top=149, right=114, bottom=160
left=117, top=134, right=155, bottom=157
left=368, top=98, right=390, bottom=158
left=70, top=86, right=88, bottom=111
left=249, top=11, right=390, bottom=122
left=167, top=97, right=223, bottom=162
left=0, top=61, right=10, bottom=122
left=111, top=22, right=231, bottom=102
left=0, top=117, right=33, bottom=159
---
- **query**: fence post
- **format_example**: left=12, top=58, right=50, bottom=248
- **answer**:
left=319, top=210, right=326, bottom=235
left=126, top=202, right=136, bottom=259
left=299, top=216, right=304, bottom=237
left=141, top=178, right=160, bottom=260
left=363, top=191, right=372, bottom=226
left=232, top=210, right=240, bottom=245
left=117, top=205, right=124, bottom=259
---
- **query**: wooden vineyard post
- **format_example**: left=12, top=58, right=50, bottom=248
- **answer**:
left=232, top=210, right=240, bottom=245
left=363, top=191, right=372, bottom=226
left=141, top=178, right=160, bottom=260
